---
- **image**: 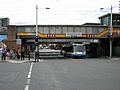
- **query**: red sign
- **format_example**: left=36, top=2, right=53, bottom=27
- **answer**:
left=46, top=34, right=55, bottom=37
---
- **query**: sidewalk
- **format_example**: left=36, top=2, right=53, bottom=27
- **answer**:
left=0, top=56, right=120, bottom=63
left=87, top=56, right=120, bottom=61
left=5, top=58, right=34, bottom=63
left=6, top=59, right=29, bottom=63
left=99, top=56, right=120, bottom=60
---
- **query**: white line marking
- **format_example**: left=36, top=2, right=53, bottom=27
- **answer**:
left=39, top=59, right=44, bottom=62
left=27, top=73, right=31, bottom=79
left=24, top=62, right=34, bottom=90
left=28, top=71, right=32, bottom=75
left=26, top=79, right=31, bottom=84
left=29, top=68, right=32, bottom=72
left=30, top=67, right=32, bottom=70
left=30, top=65, right=33, bottom=68
left=31, top=62, right=33, bottom=66
left=24, top=85, right=29, bottom=90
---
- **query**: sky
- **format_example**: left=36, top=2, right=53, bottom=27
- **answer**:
left=0, top=0, right=119, bottom=25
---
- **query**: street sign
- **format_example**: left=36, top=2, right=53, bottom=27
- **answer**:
left=0, top=35, right=7, bottom=41
left=66, top=32, right=82, bottom=37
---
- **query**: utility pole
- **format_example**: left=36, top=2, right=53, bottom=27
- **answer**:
left=35, top=4, right=38, bottom=62
left=35, top=5, right=50, bottom=61
left=100, top=5, right=113, bottom=58
left=36, top=5, right=38, bottom=38
left=110, top=5, right=113, bottom=58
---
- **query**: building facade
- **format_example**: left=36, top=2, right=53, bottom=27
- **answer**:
left=3, top=24, right=120, bottom=57
left=99, top=13, right=120, bottom=26
left=1, top=13, right=120, bottom=57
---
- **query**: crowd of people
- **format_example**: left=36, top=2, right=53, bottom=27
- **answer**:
left=0, top=47, right=25, bottom=61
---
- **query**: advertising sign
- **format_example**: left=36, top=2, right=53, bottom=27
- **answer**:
left=0, top=35, right=7, bottom=41
left=66, top=32, right=82, bottom=37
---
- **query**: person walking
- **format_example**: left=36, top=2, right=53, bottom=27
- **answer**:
left=17, top=48, right=21, bottom=60
left=34, top=49, right=39, bottom=62
left=21, top=47, right=25, bottom=60
left=1, top=47, right=7, bottom=61
left=11, top=48, right=16, bottom=59
left=28, top=50, right=30, bottom=60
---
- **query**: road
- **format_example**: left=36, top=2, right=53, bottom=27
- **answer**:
left=0, top=58, right=120, bottom=90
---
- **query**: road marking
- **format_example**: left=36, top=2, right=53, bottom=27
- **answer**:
left=26, top=79, right=31, bottom=84
left=27, top=74, right=31, bottom=79
left=24, top=85, right=29, bottom=90
left=28, top=71, right=32, bottom=75
left=30, top=66, right=32, bottom=69
left=24, top=62, right=33, bottom=90
left=39, top=59, right=44, bottom=62
left=6, top=60, right=28, bottom=64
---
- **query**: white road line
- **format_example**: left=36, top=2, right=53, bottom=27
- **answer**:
left=6, top=60, right=28, bottom=64
left=28, top=71, right=32, bottom=75
left=29, top=69, right=32, bottom=73
left=24, top=62, right=34, bottom=90
left=30, top=64, right=33, bottom=68
left=24, top=85, right=29, bottom=90
left=39, top=59, right=44, bottom=62
left=30, top=67, right=32, bottom=70
left=27, top=74, right=31, bottom=79
left=26, top=79, right=31, bottom=84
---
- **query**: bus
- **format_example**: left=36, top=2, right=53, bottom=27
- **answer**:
left=60, top=43, right=86, bottom=57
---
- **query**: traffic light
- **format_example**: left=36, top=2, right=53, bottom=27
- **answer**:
left=35, top=36, right=38, bottom=42
left=35, top=42, right=39, bottom=46
left=108, top=35, right=113, bottom=40
left=35, top=36, right=39, bottom=47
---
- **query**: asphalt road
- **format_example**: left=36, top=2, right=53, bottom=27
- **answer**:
left=0, top=58, right=120, bottom=90
left=0, top=61, right=31, bottom=90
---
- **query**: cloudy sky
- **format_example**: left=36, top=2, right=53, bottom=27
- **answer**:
left=0, top=0, right=119, bottom=25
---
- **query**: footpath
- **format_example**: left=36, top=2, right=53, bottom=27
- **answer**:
left=0, top=57, right=120, bottom=63
left=6, top=59, right=30, bottom=63
left=0, top=58, right=35, bottom=63
left=97, top=56, right=120, bottom=60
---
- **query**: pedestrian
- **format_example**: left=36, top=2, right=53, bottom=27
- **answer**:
left=1, top=47, right=7, bottom=61
left=34, top=49, right=39, bottom=62
left=0, top=47, right=2, bottom=59
left=11, top=48, right=16, bottom=59
left=17, top=48, right=21, bottom=60
left=28, top=50, right=30, bottom=60
left=21, top=47, right=25, bottom=60
left=6, top=48, right=10, bottom=59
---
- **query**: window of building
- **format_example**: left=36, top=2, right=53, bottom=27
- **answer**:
left=55, top=27, right=62, bottom=34
left=49, top=27, right=55, bottom=34
left=43, top=27, right=49, bottom=34
left=63, top=27, right=68, bottom=34
left=17, top=27, right=25, bottom=32
left=38, top=27, right=43, bottom=33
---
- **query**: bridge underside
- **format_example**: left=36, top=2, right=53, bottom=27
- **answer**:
left=17, top=34, right=120, bottom=57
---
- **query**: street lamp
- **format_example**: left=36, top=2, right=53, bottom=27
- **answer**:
left=35, top=5, right=50, bottom=61
left=110, top=5, right=113, bottom=58
left=35, top=5, right=50, bottom=39
left=100, top=5, right=113, bottom=58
